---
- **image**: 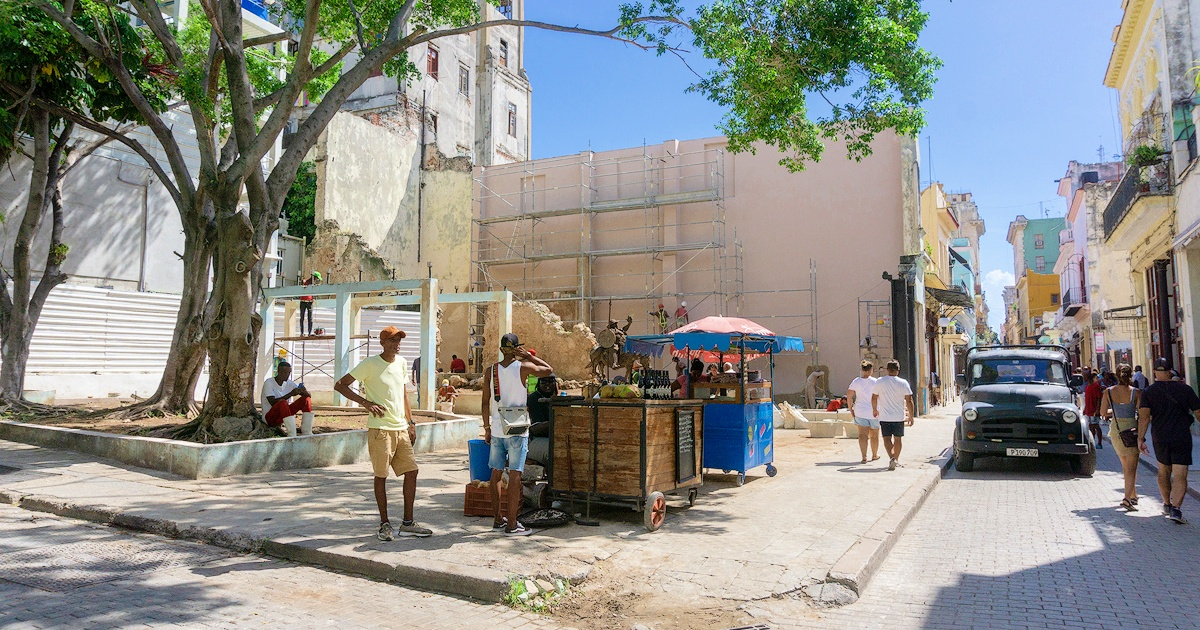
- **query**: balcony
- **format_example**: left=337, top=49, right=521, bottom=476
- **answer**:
left=1103, top=161, right=1172, bottom=242
left=242, top=0, right=269, bottom=20
left=1061, top=287, right=1087, bottom=318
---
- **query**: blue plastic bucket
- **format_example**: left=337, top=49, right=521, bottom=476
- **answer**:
left=468, top=439, right=491, bottom=481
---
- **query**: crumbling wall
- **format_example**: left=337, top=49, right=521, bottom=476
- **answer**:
left=306, top=219, right=392, bottom=283
left=482, top=300, right=596, bottom=381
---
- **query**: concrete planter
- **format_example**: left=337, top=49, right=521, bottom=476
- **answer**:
left=0, top=417, right=482, bottom=480
left=841, top=422, right=860, bottom=439
left=807, top=421, right=842, bottom=438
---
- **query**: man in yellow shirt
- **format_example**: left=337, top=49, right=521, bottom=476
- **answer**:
left=335, top=326, right=432, bottom=541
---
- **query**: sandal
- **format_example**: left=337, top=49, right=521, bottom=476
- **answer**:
left=861, top=458, right=868, bottom=464
left=1120, top=498, right=1138, bottom=512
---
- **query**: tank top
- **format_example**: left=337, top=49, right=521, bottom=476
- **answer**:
left=1108, top=386, right=1138, bottom=426
left=489, top=359, right=528, bottom=435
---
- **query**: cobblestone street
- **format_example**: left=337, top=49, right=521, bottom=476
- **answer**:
left=0, top=505, right=556, bottom=629
left=757, top=442, right=1200, bottom=629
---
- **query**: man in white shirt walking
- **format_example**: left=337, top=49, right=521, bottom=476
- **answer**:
left=872, top=359, right=915, bottom=471
left=847, top=360, right=880, bottom=464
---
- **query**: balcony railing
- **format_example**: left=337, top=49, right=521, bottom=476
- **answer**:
left=1103, top=161, right=1172, bottom=239
left=1062, top=287, right=1087, bottom=308
left=242, top=0, right=269, bottom=20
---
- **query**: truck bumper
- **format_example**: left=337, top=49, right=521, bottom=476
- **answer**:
left=955, top=440, right=1090, bottom=456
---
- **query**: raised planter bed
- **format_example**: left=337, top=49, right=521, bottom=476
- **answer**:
left=0, top=416, right=482, bottom=479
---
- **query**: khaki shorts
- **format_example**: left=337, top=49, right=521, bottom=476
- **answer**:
left=367, top=428, right=418, bottom=478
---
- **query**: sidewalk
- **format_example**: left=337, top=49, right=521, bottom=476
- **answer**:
left=0, top=406, right=957, bottom=623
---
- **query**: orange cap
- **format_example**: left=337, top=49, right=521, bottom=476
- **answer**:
left=379, top=326, right=406, bottom=342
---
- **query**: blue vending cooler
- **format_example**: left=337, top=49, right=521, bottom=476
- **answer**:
left=701, top=400, right=777, bottom=486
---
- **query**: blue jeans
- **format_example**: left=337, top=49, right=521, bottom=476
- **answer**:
left=489, top=435, right=529, bottom=472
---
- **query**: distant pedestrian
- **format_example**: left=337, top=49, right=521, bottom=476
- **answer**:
left=450, top=354, right=467, bottom=373
left=334, top=326, right=432, bottom=541
left=482, top=333, right=553, bottom=536
left=848, top=361, right=880, bottom=464
left=826, top=396, right=847, bottom=412
left=1132, top=365, right=1150, bottom=390
left=1083, top=372, right=1104, bottom=450
left=1102, top=364, right=1141, bottom=511
left=872, top=359, right=914, bottom=471
left=930, top=371, right=941, bottom=406
left=1138, top=358, right=1200, bottom=524
left=299, top=271, right=321, bottom=336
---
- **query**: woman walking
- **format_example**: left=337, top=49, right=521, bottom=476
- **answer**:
left=1102, top=363, right=1141, bottom=511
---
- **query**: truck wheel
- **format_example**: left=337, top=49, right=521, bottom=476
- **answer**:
left=1071, top=448, right=1097, bottom=477
left=955, top=449, right=975, bottom=472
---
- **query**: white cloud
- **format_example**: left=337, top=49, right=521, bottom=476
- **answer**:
left=983, top=269, right=1015, bottom=291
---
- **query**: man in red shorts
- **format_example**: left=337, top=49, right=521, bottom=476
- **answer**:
left=261, top=361, right=313, bottom=436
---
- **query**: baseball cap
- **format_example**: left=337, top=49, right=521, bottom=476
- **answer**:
left=500, top=333, right=522, bottom=348
left=1154, top=357, right=1171, bottom=372
left=379, top=326, right=406, bottom=342
left=312, top=271, right=322, bottom=280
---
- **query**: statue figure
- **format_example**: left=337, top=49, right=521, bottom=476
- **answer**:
left=589, top=316, right=634, bottom=380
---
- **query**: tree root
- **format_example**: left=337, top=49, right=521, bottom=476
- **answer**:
left=159, top=415, right=276, bottom=444
left=0, top=398, right=75, bottom=419
left=82, top=397, right=199, bottom=422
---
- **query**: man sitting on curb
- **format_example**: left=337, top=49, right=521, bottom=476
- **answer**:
left=261, top=361, right=313, bottom=437
left=335, top=326, right=433, bottom=541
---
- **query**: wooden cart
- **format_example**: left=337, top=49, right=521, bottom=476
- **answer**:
left=548, top=399, right=704, bottom=532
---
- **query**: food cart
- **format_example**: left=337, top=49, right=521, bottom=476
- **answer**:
left=547, top=398, right=704, bottom=532
left=626, top=317, right=804, bottom=486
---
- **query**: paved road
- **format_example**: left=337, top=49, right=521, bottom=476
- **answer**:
left=0, top=505, right=556, bottom=629
left=768, top=442, right=1200, bottom=629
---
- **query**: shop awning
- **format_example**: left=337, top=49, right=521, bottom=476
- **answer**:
left=926, top=286, right=975, bottom=308
left=925, top=272, right=949, bottom=291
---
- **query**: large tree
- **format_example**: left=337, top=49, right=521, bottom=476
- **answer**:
left=0, top=4, right=165, bottom=402
left=28, top=0, right=939, bottom=437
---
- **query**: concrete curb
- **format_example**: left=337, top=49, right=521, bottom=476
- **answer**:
left=824, top=447, right=954, bottom=598
left=0, top=487, right=514, bottom=602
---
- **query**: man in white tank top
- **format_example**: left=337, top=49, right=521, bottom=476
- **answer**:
left=482, top=333, right=553, bottom=536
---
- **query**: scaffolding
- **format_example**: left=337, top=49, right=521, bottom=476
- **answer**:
left=471, top=145, right=742, bottom=333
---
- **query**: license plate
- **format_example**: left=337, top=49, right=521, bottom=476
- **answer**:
left=1006, top=448, right=1038, bottom=457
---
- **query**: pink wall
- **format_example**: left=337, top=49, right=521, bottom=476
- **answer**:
left=474, top=133, right=914, bottom=397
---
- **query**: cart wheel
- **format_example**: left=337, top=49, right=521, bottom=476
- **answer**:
left=736, top=473, right=745, bottom=487
left=766, top=464, right=778, bottom=477
left=722, top=469, right=731, bottom=474
left=644, top=491, right=666, bottom=532
left=687, top=488, right=698, bottom=507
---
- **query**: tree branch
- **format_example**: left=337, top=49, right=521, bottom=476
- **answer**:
left=126, top=0, right=183, bottom=65
left=30, top=0, right=196, bottom=208
left=408, top=15, right=691, bottom=51
left=28, top=96, right=182, bottom=209
left=244, top=31, right=292, bottom=48
left=253, top=41, right=355, bottom=113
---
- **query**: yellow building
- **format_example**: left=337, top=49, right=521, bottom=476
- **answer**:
left=1103, top=0, right=1192, bottom=374
left=1016, top=271, right=1061, bottom=343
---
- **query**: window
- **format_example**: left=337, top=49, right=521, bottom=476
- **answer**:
left=429, top=112, right=438, bottom=135
left=499, top=39, right=509, bottom=67
left=507, top=103, right=517, bottom=137
left=458, top=65, right=470, bottom=96
left=1051, top=293, right=1059, bottom=305
left=497, top=0, right=512, bottom=18
left=1035, top=255, right=1045, bottom=272
left=1034, top=233, right=1044, bottom=249
left=426, top=46, right=439, bottom=80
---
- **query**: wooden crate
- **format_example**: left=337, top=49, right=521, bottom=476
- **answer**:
left=463, top=482, right=509, bottom=517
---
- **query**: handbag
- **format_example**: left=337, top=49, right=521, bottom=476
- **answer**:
left=493, top=364, right=531, bottom=436
left=1105, top=389, right=1139, bottom=448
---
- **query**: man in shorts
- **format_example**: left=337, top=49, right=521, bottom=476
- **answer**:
left=335, top=326, right=432, bottom=541
left=1138, top=358, right=1200, bottom=524
left=847, top=360, right=880, bottom=464
left=872, top=359, right=915, bottom=471
left=482, top=333, right=553, bottom=536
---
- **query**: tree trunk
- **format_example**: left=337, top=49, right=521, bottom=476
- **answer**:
left=146, top=220, right=214, bottom=414
left=198, top=196, right=263, bottom=422
left=0, top=110, right=52, bottom=400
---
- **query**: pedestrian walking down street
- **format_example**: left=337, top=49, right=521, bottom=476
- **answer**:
left=334, top=326, right=433, bottom=541
left=1138, top=358, right=1200, bottom=524
left=1132, top=365, right=1150, bottom=390
left=848, top=360, right=880, bottom=464
left=872, top=359, right=914, bottom=471
left=1083, top=372, right=1105, bottom=450
left=482, top=333, right=553, bottom=536
left=1102, top=364, right=1141, bottom=511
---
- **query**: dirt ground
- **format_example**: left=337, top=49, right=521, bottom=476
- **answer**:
left=0, top=398, right=446, bottom=437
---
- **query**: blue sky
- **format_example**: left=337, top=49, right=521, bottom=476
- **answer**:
left=523, top=1, right=1126, bottom=330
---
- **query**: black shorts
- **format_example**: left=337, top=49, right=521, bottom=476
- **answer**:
left=880, top=421, right=905, bottom=438
left=1153, top=435, right=1194, bottom=466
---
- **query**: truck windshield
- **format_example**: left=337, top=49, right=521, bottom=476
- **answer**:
left=971, top=359, right=1067, bottom=385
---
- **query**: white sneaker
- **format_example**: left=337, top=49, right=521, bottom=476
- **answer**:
left=377, top=522, right=394, bottom=541
left=888, top=459, right=897, bottom=471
